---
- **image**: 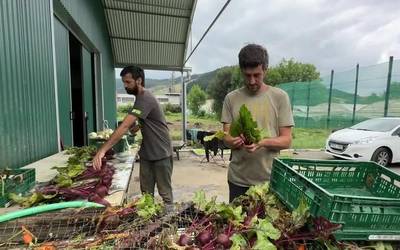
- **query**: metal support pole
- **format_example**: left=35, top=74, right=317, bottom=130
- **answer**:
left=291, top=86, right=295, bottom=111
left=384, top=56, right=394, bottom=117
left=352, top=64, right=359, bottom=124
left=181, top=71, right=189, bottom=142
left=306, top=82, right=311, bottom=127
left=327, top=70, right=334, bottom=128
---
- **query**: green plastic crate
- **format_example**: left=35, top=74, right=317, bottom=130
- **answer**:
left=0, top=168, right=36, bottom=207
left=270, top=158, right=400, bottom=241
left=89, top=137, right=129, bottom=153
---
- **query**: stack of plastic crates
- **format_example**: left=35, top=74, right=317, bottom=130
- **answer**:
left=270, top=158, right=400, bottom=241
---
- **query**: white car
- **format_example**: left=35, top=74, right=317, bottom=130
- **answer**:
left=325, top=117, right=400, bottom=167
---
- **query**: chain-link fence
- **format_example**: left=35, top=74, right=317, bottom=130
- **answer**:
left=278, top=57, right=400, bottom=129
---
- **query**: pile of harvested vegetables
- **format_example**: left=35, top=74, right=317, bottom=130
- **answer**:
left=151, top=184, right=397, bottom=250
left=3, top=183, right=397, bottom=249
left=9, top=146, right=115, bottom=207
left=0, top=194, right=163, bottom=249
left=2, top=144, right=398, bottom=249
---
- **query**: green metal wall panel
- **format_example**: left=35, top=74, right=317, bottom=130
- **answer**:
left=82, top=48, right=95, bottom=134
left=54, top=17, right=73, bottom=147
left=59, top=0, right=116, bottom=129
left=0, top=0, right=58, bottom=168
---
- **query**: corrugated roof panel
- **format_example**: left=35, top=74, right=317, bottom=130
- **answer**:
left=106, top=9, right=188, bottom=42
left=104, top=0, right=191, bottom=17
left=116, top=0, right=194, bottom=10
left=103, top=0, right=196, bottom=70
left=113, top=38, right=184, bottom=68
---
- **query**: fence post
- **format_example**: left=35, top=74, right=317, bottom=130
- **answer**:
left=384, top=56, right=393, bottom=117
left=291, top=85, right=295, bottom=111
left=352, top=64, right=359, bottom=124
left=306, top=82, right=311, bottom=127
left=327, top=70, right=334, bottom=128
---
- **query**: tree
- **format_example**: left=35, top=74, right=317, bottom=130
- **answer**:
left=188, top=84, right=207, bottom=116
left=265, top=58, right=320, bottom=86
left=207, top=67, right=234, bottom=117
left=207, top=59, right=320, bottom=117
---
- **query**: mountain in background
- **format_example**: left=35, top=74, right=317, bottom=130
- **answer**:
left=115, top=67, right=398, bottom=105
left=116, top=78, right=171, bottom=94
left=115, top=67, right=223, bottom=94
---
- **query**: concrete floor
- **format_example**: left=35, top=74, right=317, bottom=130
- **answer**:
left=126, top=149, right=400, bottom=204
left=127, top=150, right=230, bottom=203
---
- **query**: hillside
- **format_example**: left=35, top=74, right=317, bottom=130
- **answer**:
left=116, top=78, right=171, bottom=94
left=116, top=68, right=222, bottom=94
left=115, top=68, right=399, bottom=106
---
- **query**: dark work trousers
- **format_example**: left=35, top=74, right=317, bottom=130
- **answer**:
left=228, top=181, right=250, bottom=203
left=139, top=156, right=173, bottom=204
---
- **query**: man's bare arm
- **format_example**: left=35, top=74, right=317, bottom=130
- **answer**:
left=259, top=126, right=292, bottom=150
left=92, top=115, right=137, bottom=169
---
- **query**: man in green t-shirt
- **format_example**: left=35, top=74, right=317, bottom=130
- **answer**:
left=93, top=66, right=173, bottom=204
left=221, top=44, right=294, bottom=202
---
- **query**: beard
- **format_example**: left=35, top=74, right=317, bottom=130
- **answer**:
left=246, top=84, right=260, bottom=94
left=125, top=87, right=138, bottom=95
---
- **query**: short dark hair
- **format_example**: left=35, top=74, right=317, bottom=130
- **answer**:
left=120, top=66, right=145, bottom=87
left=238, top=44, right=269, bottom=70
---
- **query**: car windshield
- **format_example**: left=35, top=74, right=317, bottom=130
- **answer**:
left=350, top=118, right=400, bottom=132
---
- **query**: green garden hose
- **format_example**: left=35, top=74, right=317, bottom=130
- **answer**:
left=0, top=201, right=104, bottom=223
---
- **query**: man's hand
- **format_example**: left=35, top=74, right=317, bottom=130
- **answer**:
left=92, top=150, right=106, bottom=170
left=243, top=143, right=261, bottom=153
left=92, top=115, right=138, bottom=170
left=222, top=123, right=244, bottom=149
left=224, top=135, right=244, bottom=149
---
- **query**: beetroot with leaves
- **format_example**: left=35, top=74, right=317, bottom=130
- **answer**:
left=89, top=193, right=111, bottom=207
left=177, top=233, right=192, bottom=246
left=196, top=229, right=213, bottom=246
left=103, top=213, right=120, bottom=228
left=96, top=185, right=109, bottom=197
left=216, top=233, right=232, bottom=249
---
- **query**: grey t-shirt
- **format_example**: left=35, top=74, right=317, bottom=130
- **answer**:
left=221, top=86, right=294, bottom=187
left=129, top=90, right=172, bottom=161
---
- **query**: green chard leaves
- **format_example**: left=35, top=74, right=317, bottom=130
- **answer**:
left=230, top=105, right=262, bottom=144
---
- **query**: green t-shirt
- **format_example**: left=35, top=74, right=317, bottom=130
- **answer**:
left=221, top=86, right=294, bottom=187
left=129, top=90, right=172, bottom=161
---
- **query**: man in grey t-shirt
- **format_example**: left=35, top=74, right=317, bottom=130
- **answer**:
left=93, top=66, right=173, bottom=204
left=222, top=44, right=294, bottom=202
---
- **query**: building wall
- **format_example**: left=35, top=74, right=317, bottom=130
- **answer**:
left=0, top=0, right=58, bottom=168
left=0, top=0, right=116, bottom=168
left=59, top=0, right=116, bottom=129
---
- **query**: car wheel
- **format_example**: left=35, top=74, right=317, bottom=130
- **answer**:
left=371, top=147, right=392, bottom=167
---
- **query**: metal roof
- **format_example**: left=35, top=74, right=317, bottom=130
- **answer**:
left=102, top=0, right=197, bottom=71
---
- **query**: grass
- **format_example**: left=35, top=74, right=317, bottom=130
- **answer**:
left=118, top=111, right=331, bottom=150
left=292, top=128, right=331, bottom=149
left=165, top=112, right=219, bottom=127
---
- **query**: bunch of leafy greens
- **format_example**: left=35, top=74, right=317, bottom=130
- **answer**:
left=134, top=194, right=162, bottom=220
left=65, top=146, right=97, bottom=165
left=230, top=104, right=261, bottom=144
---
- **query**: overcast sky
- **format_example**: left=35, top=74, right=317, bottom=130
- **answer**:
left=118, top=0, right=400, bottom=80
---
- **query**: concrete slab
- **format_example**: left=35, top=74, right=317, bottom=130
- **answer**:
left=126, top=151, right=230, bottom=203
left=0, top=149, right=138, bottom=214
